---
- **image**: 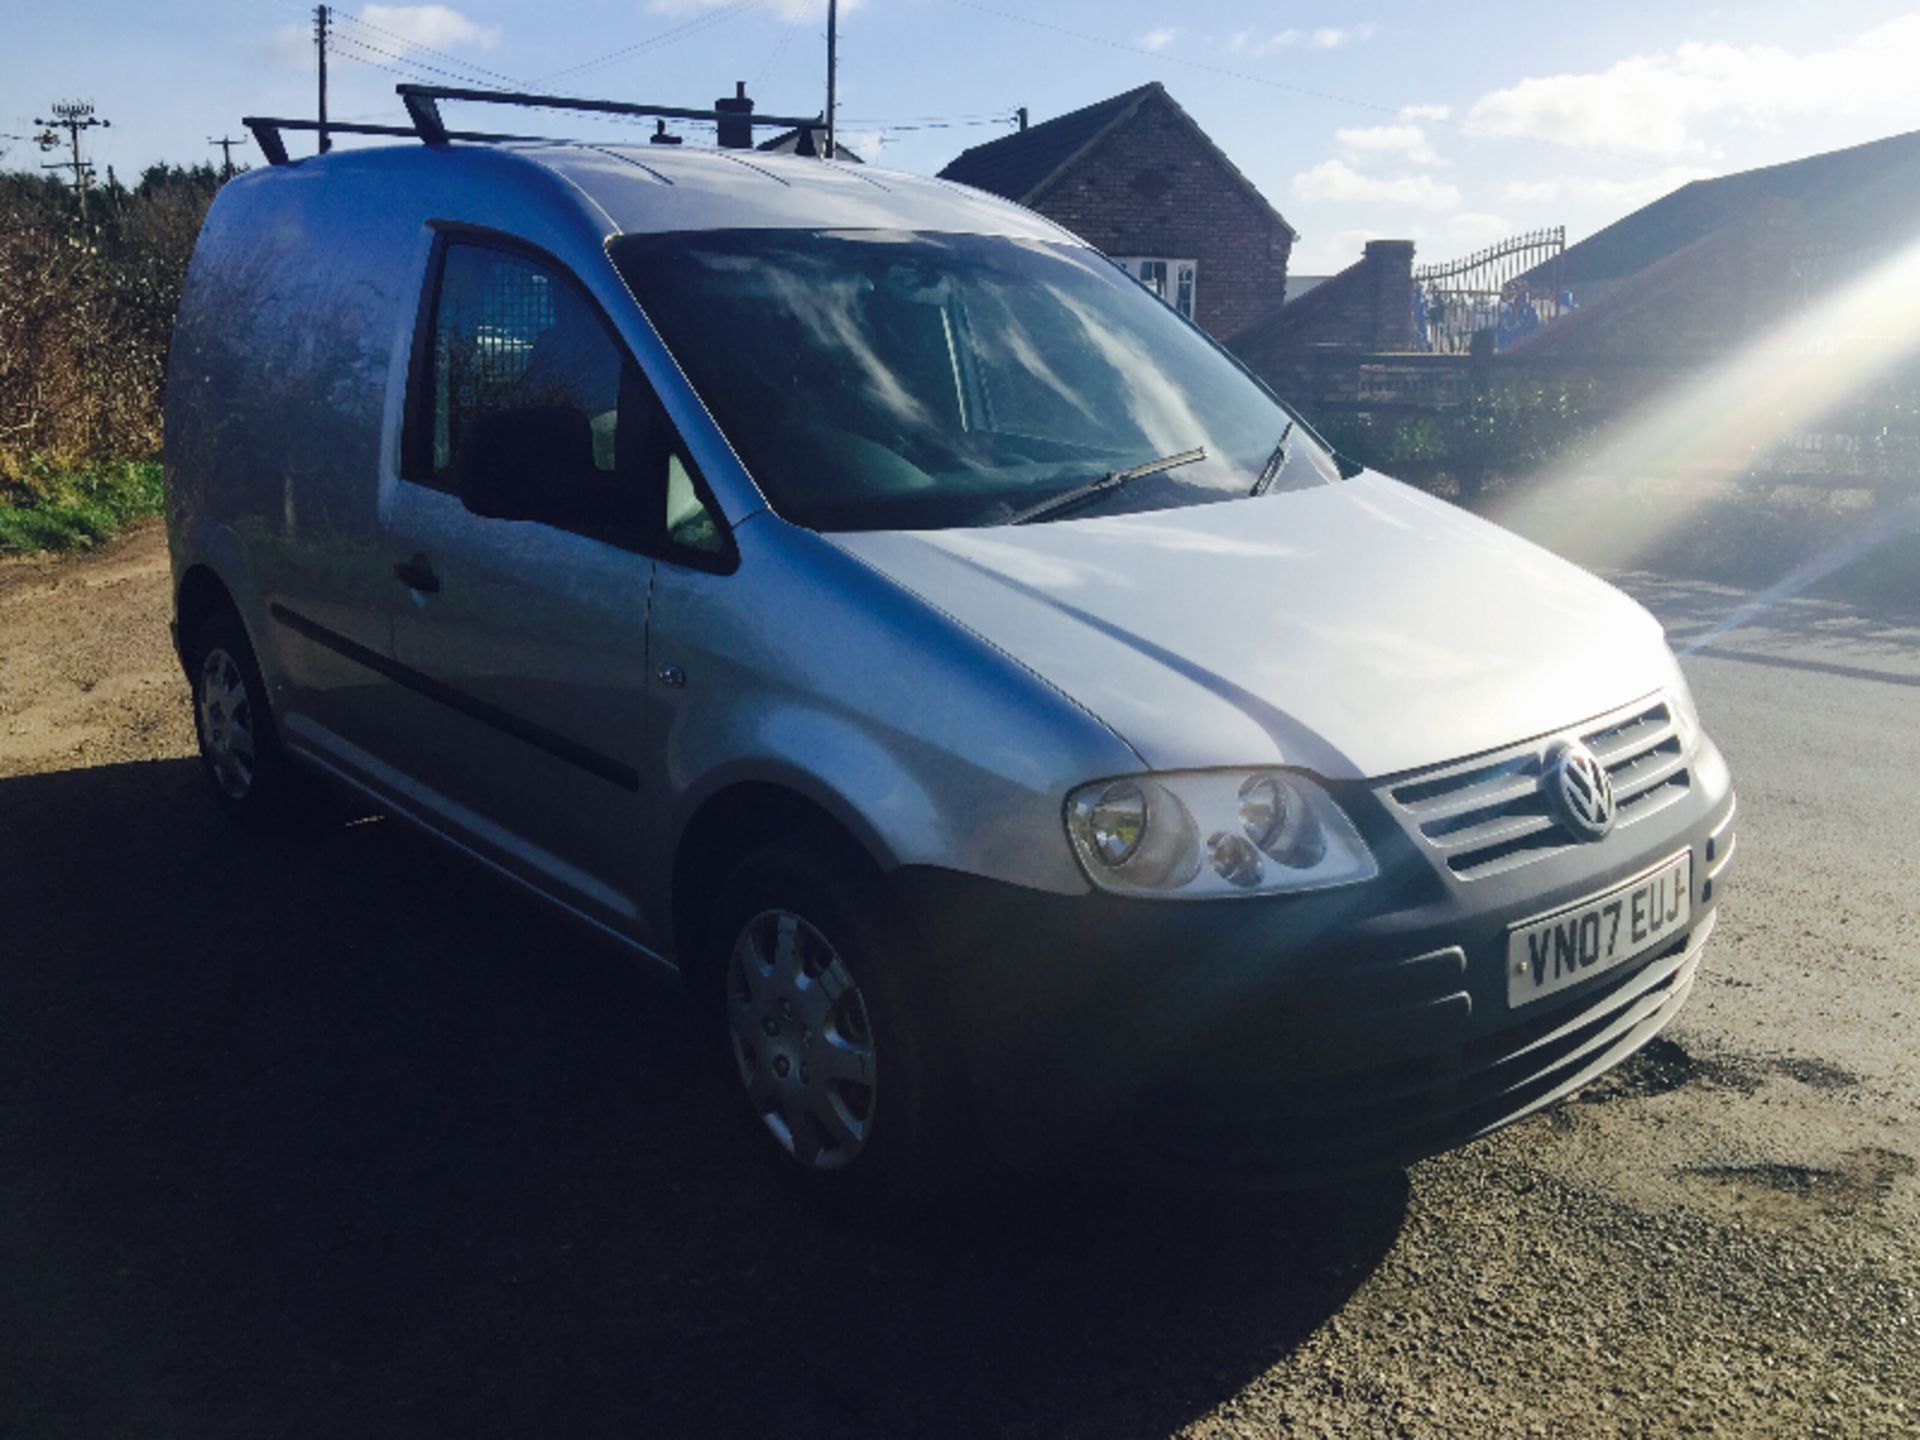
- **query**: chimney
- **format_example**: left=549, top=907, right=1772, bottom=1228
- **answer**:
left=716, top=81, right=754, bottom=150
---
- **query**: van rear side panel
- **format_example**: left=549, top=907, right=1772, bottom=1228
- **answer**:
left=165, top=164, right=424, bottom=742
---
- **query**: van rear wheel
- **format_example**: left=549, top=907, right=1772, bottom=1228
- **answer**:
left=709, top=833, right=959, bottom=1200
left=185, top=608, right=310, bottom=828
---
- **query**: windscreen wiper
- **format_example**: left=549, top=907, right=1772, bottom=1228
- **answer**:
left=1006, top=446, right=1207, bottom=526
left=1248, top=422, right=1294, bottom=497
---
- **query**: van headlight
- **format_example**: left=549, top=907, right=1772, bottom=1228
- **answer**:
left=1066, top=771, right=1377, bottom=898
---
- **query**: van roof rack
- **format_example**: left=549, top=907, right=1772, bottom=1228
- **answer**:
left=244, top=83, right=827, bottom=166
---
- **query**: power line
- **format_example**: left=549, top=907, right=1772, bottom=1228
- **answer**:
left=333, top=11, right=529, bottom=88
left=842, top=111, right=1019, bottom=125
left=842, top=115, right=1017, bottom=133
left=328, top=39, right=427, bottom=83
left=331, top=35, right=516, bottom=89
left=537, top=0, right=765, bottom=85
left=752, top=13, right=805, bottom=90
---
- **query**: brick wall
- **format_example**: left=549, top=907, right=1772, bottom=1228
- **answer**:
left=1227, top=240, right=1416, bottom=383
left=1025, top=98, right=1293, bottom=341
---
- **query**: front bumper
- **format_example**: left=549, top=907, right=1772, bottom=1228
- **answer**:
left=893, top=733, right=1736, bottom=1182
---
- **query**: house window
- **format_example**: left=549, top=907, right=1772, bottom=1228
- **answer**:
left=1114, top=257, right=1198, bottom=320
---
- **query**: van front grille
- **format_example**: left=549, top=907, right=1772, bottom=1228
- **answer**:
left=1386, top=698, right=1691, bottom=881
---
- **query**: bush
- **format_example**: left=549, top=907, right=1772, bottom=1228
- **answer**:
left=0, top=458, right=165, bottom=553
left=1315, top=383, right=1602, bottom=494
left=0, top=163, right=222, bottom=482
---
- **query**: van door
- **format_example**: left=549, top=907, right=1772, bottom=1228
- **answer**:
left=381, top=235, right=661, bottom=936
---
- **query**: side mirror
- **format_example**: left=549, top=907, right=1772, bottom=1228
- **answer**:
left=456, top=407, right=642, bottom=532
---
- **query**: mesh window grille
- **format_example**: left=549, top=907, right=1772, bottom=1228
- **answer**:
left=436, top=253, right=558, bottom=473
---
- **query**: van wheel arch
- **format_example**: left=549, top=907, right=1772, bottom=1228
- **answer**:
left=175, top=565, right=239, bottom=673
left=677, top=785, right=972, bottom=1192
left=671, top=782, right=893, bottom=990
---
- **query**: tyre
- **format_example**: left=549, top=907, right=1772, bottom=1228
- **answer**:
left=708, top=832, right=961, bottom=1200
left=184, top=607, right=311, bottom=828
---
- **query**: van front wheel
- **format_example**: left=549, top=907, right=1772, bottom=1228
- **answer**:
left=710, top=834, right=958, bottom=1199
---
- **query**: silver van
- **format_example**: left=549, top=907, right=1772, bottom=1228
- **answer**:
left=165, top=102, right=1735, bottom=1192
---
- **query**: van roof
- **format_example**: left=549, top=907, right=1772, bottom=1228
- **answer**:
left=282, top=140, right=1075, bottom=244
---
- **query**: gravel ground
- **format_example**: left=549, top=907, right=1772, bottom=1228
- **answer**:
left=2, top=521, right=1915, bottom=1439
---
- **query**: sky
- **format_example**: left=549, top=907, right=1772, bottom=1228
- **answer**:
left=9, top=1, right=1920, bottom=272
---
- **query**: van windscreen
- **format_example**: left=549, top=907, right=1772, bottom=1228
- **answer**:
left=609, top=229, right=1337, bottom=531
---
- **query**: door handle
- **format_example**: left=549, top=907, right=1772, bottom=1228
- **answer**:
left=393, top=554, right=440, bottom=594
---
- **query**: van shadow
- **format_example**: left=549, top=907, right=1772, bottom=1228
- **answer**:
left=1, top=758, right=1408, bottom=1439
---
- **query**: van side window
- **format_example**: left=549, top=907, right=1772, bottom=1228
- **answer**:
left=426, top=242, right=623, bottom=483
left=665, top=453, right=725, bottom=555
left=406, top=235, right=732, bottom=565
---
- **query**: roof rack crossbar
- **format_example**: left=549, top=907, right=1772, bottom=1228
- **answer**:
left=403, top=89, right=448, bottom=146
left=392, top=83, right=824, bottom=134
left=243, top=86, right=828, bottom=166
left=245, top=117, right=290, bottom=167
left=244, top=116, right=555, bottom=164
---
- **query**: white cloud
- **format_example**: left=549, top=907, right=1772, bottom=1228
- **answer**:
left=1138, top=27, right=1178, bottom=52
left=1502, top=166, right=1714, bottom=210
left=358, top=4, right=501, bottom=50
left=1466, top=15, right=1920, bottom=156
left=1292, top=159, right=1462, bottom=210
left=1230, top=23, right=1373, bottom=57
left=1311, top=25, right=1374, bottom=49
left=1399, top=103, right=1451, bottom=122
left=1336, top=123, right=1442, bottom=166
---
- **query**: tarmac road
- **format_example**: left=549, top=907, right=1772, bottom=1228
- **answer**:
left=2, top=522, right=1915, bottom=1439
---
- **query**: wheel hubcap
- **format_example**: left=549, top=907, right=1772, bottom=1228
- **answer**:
left=726, top=909, right=876, bottom=1171
left=196, top=647, right=257, bottom=801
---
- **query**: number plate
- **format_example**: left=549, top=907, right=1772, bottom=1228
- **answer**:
left=1507, top=851, right=1692, bottom=1008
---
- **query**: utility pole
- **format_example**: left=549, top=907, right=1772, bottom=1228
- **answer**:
left=208, top=134, right=244, bottom=180
left=825, top=0, right=837, bottom=160
left=314, top=4, right=331, bottom=154
left=33, top=100, right=110, bottom=226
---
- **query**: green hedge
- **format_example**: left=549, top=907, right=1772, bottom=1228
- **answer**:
left=0, top=459, right=165, bottom=555
left=1313, top=386, right=1601, bottom=493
